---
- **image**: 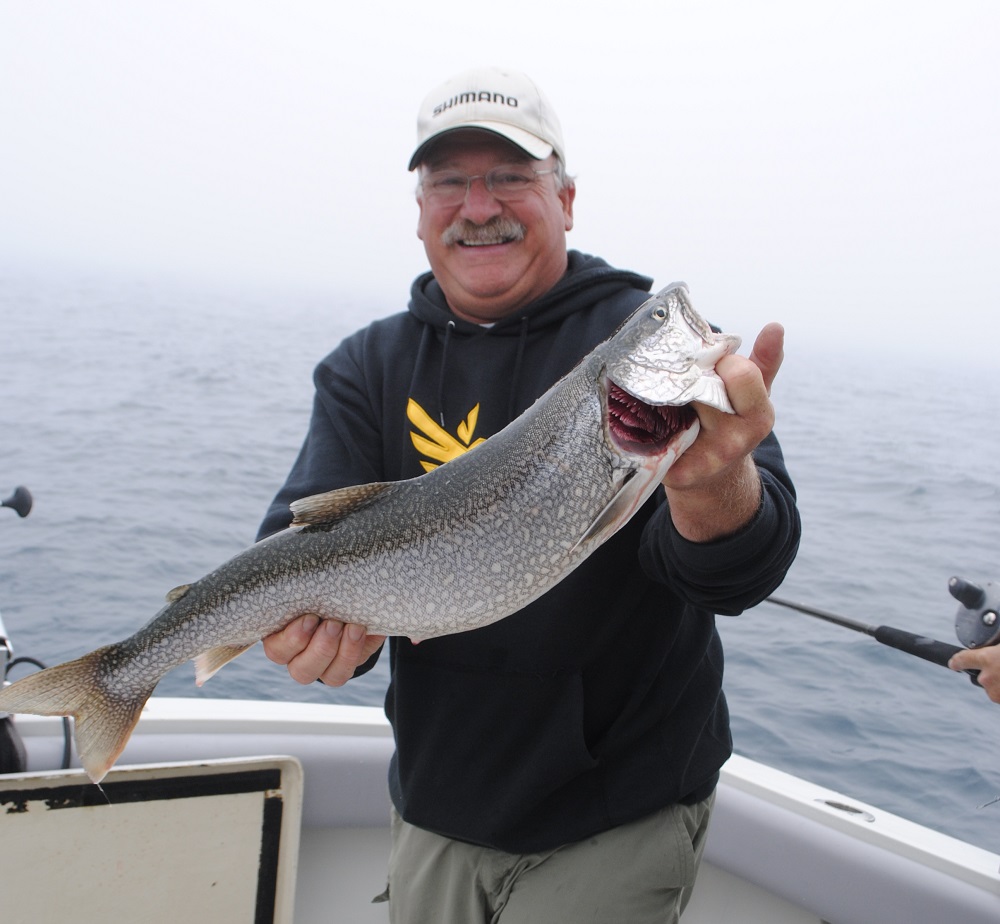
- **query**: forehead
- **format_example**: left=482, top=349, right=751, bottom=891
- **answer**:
left=419, top=129, right=535, bottom=170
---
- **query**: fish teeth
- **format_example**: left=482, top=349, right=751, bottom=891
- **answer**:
left=607, top=382, right=691, bottom=444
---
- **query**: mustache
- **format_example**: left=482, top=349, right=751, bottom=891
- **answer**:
left=441, top=217, right=526, bottom=247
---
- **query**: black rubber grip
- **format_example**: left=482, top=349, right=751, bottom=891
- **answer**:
left=873, top=626, right=981, bottom=685
left=873, top=626, right=963, bottom=666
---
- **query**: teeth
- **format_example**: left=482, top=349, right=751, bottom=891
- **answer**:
left=442, top=218, right=526, bottom=247
left=607, top=382, right=693, bottom=445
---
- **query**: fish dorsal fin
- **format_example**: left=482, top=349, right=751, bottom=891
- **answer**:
left=290, top=482, right=394, bottom=528
left=165, top=583, right=192, bottom=603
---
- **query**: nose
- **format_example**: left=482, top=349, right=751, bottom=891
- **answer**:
left=459, top=175, right=504, bottom=223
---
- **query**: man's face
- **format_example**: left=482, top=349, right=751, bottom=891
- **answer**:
left=415, top=131, right=575, bottom=323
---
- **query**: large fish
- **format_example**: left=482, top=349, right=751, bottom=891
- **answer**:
left=0, top=283, right=740, bottom=782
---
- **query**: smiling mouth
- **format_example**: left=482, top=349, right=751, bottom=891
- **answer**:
left=606, top=380, right=696, bottom=454
left=442, top=218, right=526, bottom=248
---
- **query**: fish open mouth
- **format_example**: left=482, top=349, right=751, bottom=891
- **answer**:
left=606, top=380, right=697, bottom=455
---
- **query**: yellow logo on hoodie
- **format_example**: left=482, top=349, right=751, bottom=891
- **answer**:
left=407, top=398, right=486, bottom=472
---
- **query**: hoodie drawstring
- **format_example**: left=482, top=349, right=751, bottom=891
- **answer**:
left=435, top=316, right=530, bottom=429
left=437, top=320, right=456, bottom=427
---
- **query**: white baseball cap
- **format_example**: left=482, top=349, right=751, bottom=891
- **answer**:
left=408, top=67, right=566, bottom=171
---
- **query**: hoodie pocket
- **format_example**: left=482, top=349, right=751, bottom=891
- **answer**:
left=388, top=655, right=600, bottom=848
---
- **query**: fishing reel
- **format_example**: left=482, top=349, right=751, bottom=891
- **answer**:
left=951, top=576, right=1000, bottom=650
left=1, top=485, right=33, bottom=774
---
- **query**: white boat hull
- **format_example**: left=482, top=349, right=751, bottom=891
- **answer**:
left=5, top=698, right=1000, bottom=923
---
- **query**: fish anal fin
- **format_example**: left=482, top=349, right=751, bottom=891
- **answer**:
left=194, top=643, right=255, bottom=686
left=290, top=482, right=394, bottom=529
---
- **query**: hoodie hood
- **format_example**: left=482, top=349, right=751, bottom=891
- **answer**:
left=408, top=251, right=653, bottom=336
left=407, top=250, right=654, bottom=425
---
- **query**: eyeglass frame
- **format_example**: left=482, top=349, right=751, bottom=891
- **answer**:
left=418, top=164, right=558, bottom=207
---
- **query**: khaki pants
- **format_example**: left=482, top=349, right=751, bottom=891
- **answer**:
left=379, top=794, right=714, bottom=924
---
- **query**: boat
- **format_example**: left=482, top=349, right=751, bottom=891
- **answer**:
left=2, top=486, right=999, bottom=922
left=2, top=696, right=999, bottom=924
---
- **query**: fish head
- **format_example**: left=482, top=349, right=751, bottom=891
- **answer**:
left=602, top=283, right=741, bottom=461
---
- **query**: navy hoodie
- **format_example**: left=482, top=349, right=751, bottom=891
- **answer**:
left=259, top=251, right=800, bottom=852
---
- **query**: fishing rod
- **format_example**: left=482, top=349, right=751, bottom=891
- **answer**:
left=766, top=575, right=1000, bottom=686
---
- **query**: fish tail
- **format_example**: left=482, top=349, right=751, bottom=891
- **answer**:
left=0, top=645, right=156, bottom=783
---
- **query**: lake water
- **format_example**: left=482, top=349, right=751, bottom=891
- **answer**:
left=2, top=266, right=999, bottom=853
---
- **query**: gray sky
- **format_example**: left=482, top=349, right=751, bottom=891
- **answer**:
left=2, top=1, right=998, bottom=359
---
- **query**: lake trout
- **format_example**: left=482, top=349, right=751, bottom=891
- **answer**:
left=0, top=282, right=740, bottom=782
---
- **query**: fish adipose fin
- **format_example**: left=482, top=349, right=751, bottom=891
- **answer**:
left=194, top=643, right=255, bottom=685
left=0, top=645, right=156, bottom=784
left=165, top=583, right=192, bottom=603
left=290, top=482, right=394, bottom=529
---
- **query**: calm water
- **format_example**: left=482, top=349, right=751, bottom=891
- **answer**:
left=2, top=267, right=999, bottom=853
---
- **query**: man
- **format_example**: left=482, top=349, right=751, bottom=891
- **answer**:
left=259, top=67, right=800, bottom=922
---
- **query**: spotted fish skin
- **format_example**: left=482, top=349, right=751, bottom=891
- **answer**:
left=0, top=283, right=739, bottom=782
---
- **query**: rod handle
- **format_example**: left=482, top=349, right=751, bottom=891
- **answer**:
left=873, top=626, right=981, bottom=685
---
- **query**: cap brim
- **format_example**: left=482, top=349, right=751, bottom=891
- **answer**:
left=408, top=122, right=554, bottom=171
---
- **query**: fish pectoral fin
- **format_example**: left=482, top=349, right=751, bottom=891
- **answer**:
left=576, top=472, right=649, bottom=549
left=194, top=643, right=255, bottom=686
left=576, top=429, right=698, bottom=551
left=290, top=482, right=395, bottom=528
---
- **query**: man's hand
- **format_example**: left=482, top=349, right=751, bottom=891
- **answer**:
left=950, top=646, right=1000, bottom=703
left=663, top=323, right=785, bottom=542
left=263, top=614, right=386, bottom=687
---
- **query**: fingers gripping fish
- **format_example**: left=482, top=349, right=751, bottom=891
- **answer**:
left=0, top=283, right=740, bottom=782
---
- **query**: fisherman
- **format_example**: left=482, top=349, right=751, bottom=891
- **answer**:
left=259, top=67, right=801, bottom=923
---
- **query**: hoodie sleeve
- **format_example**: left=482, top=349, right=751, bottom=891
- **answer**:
left=257, top=331, right=385, bottom=541
left=637, top=432, right=801, bottom=614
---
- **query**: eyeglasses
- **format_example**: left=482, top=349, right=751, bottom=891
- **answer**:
left=420, top=165, right=556, bottom=207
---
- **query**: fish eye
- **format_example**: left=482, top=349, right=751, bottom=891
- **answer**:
left=652, top=305, right=668, bottom=321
